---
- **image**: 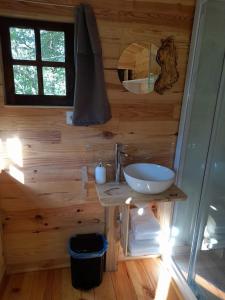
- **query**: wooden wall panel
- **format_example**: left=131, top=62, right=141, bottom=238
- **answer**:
left=0, top=216, right=5, bottom=282
left=0, top=0, right=195, bottom=273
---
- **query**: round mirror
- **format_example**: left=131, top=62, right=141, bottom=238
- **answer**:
left=117, top=43, right=160, bottom=94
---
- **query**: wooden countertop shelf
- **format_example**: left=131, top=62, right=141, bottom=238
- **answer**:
left=96, top=182, right=187, bottom=207
left=96, top=182, right=187, bottom=271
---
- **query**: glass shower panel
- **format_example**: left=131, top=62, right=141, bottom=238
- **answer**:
left=171, top=0, right=225, bottom=283
left=192, top=60, right=225, bottom=300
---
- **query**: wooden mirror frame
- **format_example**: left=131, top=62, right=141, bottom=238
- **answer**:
left=117, top=36, right=179, bottom=95
left=154, top=36, right=179, bottom=94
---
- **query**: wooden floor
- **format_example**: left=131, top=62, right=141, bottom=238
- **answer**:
left=0, top=259, right=181, bottom=300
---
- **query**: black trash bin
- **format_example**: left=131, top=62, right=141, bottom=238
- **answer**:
left=68, top=233, right=108, bottom=290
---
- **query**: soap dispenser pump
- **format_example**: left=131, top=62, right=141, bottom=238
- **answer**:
left=95, top=162, right=106, bottom=184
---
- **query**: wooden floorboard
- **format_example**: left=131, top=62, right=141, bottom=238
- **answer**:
left=0, top=258, right=182, bottom=300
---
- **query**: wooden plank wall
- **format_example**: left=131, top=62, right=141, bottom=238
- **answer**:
left=0, top=0, right=195, bottom=273
left=0, top=213, right=5, bottom=281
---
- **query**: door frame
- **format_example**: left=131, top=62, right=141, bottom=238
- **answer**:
left=166, top=0, right=206, bottom=298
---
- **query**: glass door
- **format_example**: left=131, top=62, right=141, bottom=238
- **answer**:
left=171, top=0, right=225, bottom=299
left=190, top=53, right=225, bottom=300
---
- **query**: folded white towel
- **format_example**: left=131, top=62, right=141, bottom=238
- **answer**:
left=128, top=231, right=160, bottom=256
left=131, top=228, right=161, bottom=241
left=129, top=248, right=160, bottom=257
left=130, top=208, right=161, bottom=240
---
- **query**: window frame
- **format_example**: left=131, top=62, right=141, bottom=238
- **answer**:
left=0, top=17, right=75, bottom=106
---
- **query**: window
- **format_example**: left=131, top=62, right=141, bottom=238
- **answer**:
left=0, top=17, right=74, bottom=106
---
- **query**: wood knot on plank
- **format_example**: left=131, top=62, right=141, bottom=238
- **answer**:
left=102, top=131, right=115, bottom=139
left=143, top=285, right=155, bottom=298
left=35, top=214, right=43, bottom=221
left=12, top=287, right=20, bottom=293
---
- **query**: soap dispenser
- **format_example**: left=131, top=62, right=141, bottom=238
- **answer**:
left=95, top=162, right=106, bottom=184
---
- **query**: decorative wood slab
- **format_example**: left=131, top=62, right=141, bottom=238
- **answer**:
left=96, top=182, right=187, bottom=207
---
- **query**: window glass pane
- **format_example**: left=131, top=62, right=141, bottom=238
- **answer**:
left=43, top=67, right=66, bottom=95
left=13, top=65, right=38, bottom=95
left=40, top=30, right=65, bottom=62
left=10, top=28, right=36, bottom=60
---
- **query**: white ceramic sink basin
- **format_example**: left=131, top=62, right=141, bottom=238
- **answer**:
left=123, top=163, right=175, bottom=194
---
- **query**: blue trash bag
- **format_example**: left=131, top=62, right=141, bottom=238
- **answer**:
left=68, top=233, right=108, bottom=260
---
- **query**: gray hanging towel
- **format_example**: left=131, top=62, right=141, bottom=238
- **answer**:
left=72, top=4, right=111, bottom=125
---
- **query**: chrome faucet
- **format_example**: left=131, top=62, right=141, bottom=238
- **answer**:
left=115, top=143, right=128, bottom=183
